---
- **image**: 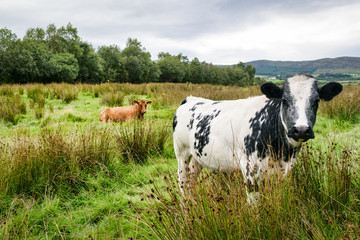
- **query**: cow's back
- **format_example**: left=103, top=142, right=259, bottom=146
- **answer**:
left=173, top=95, right=269, bottom=171
left=109, top=105, right=137, bottom=122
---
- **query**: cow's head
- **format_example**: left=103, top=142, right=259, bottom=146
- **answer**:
left=261, top=74, right=342, bottom=145
left=133, top=99, right=152, bottom=114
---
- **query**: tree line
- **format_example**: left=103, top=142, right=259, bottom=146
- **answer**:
left=0, top=23, right=262, bottom=86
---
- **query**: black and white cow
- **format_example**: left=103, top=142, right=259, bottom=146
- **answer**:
left=173, top=74, right=342, bottom=201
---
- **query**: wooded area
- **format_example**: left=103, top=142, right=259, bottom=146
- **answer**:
left=0, top=23, right=262, bottom=86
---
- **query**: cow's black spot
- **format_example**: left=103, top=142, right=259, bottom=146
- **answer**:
left=244, top=100, right=286, bottom=160
left=187, top=113, right=195, bottom=130
left=244, top=100, right=302, bottom=162
left=194, top=109, right=221, bottom=157
left=172, top=114, right=178, bottom=132
left=189, top=102, right=205, bottom=112
left=180, top=98, right=187, bottom=105
left=212, top=101, right=222, bottom=105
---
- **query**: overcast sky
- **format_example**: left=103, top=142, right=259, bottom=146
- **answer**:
left=1, top=0, right=360, bottom=64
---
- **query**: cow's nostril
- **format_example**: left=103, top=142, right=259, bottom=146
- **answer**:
left=292, top=126, right=314, bottom=140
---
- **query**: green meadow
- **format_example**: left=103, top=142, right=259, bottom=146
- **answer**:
left=0, top=83, right=359, bottom=239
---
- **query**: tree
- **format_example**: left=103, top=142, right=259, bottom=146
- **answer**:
left=123, top=56, right=144, bottom=83
left=0, top=28, right=18, bottom=82
left=188, top=58, right=203, bottom=83
left=1, top=39, right=38, bottom=83
left=121, top=38, right=158, bottom=83
left=45, top=23, right=81, bottom=55
left=97, top=45, right=123, bottom=82
left=157, top=55, right=187, bottom=83
left=47, top=53, right=79, bottom=83
left=76, top=42, right=104, bottom=83
left=24, top=27, right=45, bottom=42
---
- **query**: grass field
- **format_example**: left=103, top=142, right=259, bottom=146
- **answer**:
left=0, top=83, right=359, bottom=239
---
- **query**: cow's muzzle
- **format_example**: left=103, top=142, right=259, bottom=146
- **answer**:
left=289, top=126, right=314, bottom=142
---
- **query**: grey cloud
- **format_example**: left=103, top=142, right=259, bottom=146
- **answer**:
left=1, top=0, right=359, bottom=63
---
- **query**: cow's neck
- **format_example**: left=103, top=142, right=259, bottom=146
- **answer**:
left=245, top=99, right=301, bottom=162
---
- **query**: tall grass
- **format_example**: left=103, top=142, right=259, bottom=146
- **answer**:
left=100, top=91, right=125, bottom=106
left=114, top=120, right=171, bottom=164
left=319, top=85, right=360, bottom=123
left=27, top=85, right=47, bottom=119
left=0, top=92, right=27, bottom=124
left=48, top=83, right=79, bottom=103
left=27, top=85, right=47, bottom=109
left=140, top=143, right=360, bottom=239
left=0, top=82, right=359, bottom=238
left=0, top=125, right=115, bottom=197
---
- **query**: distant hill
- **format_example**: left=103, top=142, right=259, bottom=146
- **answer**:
left=246, top=57, right=360, bottom=77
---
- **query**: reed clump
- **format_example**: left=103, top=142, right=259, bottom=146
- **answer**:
left=100, top=91, right=125, bottom=107
left=0, top=90, right=27, bottom=124
left=114, top=120, right=170, bottom=164
left=48, top=83, right=79, bottom=103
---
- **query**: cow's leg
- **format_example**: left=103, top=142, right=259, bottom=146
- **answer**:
left=245, top=177, right=259, bottom=204
left=189, top=158, right=202, bottom=181
left=175, top=146, right=191, bottom=199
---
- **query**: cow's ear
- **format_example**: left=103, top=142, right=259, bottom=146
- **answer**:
left=146, top=100, right=152, bottom=104
left=133, top=100, right=139, bottom=104
left=319, top=82, right=343, bottom=101
left=261, top=82, right=283, bottom=99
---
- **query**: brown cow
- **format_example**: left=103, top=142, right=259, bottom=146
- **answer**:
left=99, top=99, right=152, bottom=123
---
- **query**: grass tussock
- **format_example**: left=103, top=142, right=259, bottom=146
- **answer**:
left=114, top=120, right=171, bottom=164
left=48, top=83, right=79, bottom=103
left=0, top=93, right=27, bottom=124
left=140, top=143, right=360, bottom=239
left=100, top=91, right=125, bottom=107
left=0, top=125, right=115, bottom=197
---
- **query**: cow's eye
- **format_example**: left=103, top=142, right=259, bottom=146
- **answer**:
left=312, top=99, right=319, bottom=108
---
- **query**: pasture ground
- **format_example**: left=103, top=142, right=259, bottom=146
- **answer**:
left=0, top=83, right=359, bottom=239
